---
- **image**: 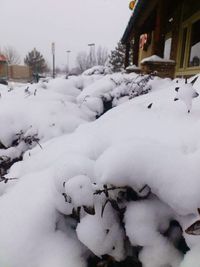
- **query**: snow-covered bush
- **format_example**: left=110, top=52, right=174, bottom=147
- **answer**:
left=78, top=72, right=154, bottom=118
left=0, top=77, right=95, bottom=176
left=82, top=65, right=112, bottom=76
left=0, top=73, right=200, bottom=267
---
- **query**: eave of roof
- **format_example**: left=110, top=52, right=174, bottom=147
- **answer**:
left=121, top=0, right=161, bottom=44
left=121, top=0, right=147, bottom=44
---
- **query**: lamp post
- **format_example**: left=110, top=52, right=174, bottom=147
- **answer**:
left=66, top=50, right=71, bottom=74
left=88, top=43, right=95, bottom=67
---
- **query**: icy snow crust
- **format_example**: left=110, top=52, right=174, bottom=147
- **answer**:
left=0, top=73, right=200, bottom=266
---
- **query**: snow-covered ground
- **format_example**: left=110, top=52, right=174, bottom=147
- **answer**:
left=0, top=70, right=200, bottom=267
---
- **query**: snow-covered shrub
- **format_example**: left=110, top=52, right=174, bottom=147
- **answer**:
left=0, top=73, right=200, bottom=267
left=83, top=65, right=112, bottom=76
left=0, top=77, right=95, bottom=176
left=78, top=72, right=154, bottom=118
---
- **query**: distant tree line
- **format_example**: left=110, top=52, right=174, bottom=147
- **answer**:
left=0, top=41, right=129, bottom=76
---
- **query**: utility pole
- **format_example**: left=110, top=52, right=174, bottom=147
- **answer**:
left=33, top=47, right=38, bottom=82
left=52, top=42, right=55, bottom=78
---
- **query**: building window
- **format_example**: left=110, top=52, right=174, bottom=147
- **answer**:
left=176, top=11, right=200, bottom=75
left=180, top=28, right=187, bottom=68
left=188, top=19, right=200, bottom=67
left=164, top=37, right=172, bottom=60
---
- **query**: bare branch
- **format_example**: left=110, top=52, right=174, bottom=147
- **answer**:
left=3, top=46, right=21, bottom=64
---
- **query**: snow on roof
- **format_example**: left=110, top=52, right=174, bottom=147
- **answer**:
left=0, top=55, right=7, bottom=62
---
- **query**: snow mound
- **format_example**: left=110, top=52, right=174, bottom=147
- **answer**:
left=83, top=65, right=112, bottom=76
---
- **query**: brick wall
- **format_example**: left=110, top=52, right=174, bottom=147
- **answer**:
left=0, top=62, right=8, bottom=78
left=141, top=61, right=176, bottom=78
left=8, top=65, right=32, bottom=81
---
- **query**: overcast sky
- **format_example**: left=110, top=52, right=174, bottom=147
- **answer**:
left=0, top=0, right=131, bottom=69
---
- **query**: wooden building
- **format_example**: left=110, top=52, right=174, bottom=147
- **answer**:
left=121, top=0, right=200, bottom=78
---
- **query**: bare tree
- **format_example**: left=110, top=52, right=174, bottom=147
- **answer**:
left=76, top=51, right=90, bottom=73
left=3, top=46, right=21, bottom=64
left=76, top=46, right=109, bottom=73
left=96, top=46, right=108, bottom=66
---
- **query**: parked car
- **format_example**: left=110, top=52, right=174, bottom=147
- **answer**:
left=0, top=78, right=8, bottom=85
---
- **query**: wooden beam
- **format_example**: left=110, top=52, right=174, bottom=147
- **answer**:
left=126, top=0, right=159, bottom=43
left=125, top=43, right=130, bottom=68
left=170, top=4, right=183, bottom=61
left=137, top=0, right=159, bottom=28
left=152, top=0, right=168, bottom=57
left=132, top=33, right=140, bottom=66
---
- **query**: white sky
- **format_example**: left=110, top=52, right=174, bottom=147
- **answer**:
left=0, top=0, right=131, bottom=69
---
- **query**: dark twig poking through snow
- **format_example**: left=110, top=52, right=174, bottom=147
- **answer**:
left=147, top=103, right=153, bottom=109
left=185, top=209, right=200, bottom=235
left=0, top=176, right=18, bottom=184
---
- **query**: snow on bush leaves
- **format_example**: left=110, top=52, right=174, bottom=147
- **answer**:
left=78, top=72, right=154, bottom=117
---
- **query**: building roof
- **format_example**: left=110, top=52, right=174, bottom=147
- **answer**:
left=121, top=0, right=159, bottom=44
left=0, top=55, right=7, bottom=62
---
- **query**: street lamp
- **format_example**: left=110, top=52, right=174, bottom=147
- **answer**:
left=66, top=50, right=71, bottom=74
left=88, top=43, right=95, bottom=66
